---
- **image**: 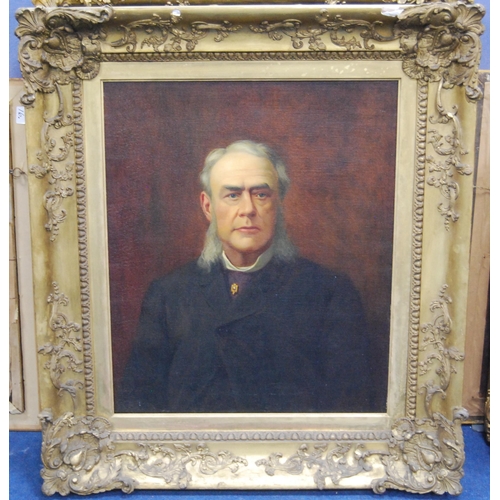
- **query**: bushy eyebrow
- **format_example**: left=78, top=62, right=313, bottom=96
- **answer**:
left=221, top=183, right=272, bottom=192
left=250, top=184, right=272, bottom=191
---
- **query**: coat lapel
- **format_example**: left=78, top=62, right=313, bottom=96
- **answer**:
left=197, top=258, right=290, bottom=327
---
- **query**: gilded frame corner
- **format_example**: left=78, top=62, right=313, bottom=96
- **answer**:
left=16, top=0, right=485, bottom=495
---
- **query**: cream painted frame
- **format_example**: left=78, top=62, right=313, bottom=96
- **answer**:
left=9, top=80, right=41, bottom=430
left=15, top=0, right=485, bottom=495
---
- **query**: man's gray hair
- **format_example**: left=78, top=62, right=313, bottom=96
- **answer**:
left=199, top=140, right=291, bottom=199
left=198, top=140, right=297, bottom=269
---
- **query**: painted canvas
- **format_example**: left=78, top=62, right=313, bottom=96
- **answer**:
left=104, top=80, right=398, bottom=413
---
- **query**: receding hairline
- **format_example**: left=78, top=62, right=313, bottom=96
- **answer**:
left=200, top=140, right=290, bottom=199
left=207, top=152, right=279, bottom=190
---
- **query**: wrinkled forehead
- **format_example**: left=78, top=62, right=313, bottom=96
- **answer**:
left=210, top=152, right=278, bottom=188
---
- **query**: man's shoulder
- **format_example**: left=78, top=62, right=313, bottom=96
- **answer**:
left=146, top=260, right=205, bottom=294
left=281, top=257, right=352, bottom=286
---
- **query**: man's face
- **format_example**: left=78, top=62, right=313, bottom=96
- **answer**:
left=200, top=152, right=280, bottom=267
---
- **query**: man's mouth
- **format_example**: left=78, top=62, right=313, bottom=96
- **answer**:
left=235, top=226, right=260, bottom=233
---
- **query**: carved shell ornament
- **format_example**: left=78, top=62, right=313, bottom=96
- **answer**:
left=39, top=410, right=248, bottom=495
left=15, top=6, right=112, bottom=105
left=373, top=409, right=468, bottom=495
left=395, top=1, right=485, bottom=101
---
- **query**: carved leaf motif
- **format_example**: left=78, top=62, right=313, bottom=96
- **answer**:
left=404, top=435, right=442, bottom=472
left=425, top=80, right=474, bottom=228
left=395, top=2, right=485, bottom=101
left=27, top=84, right=78, bottom=240
left=15, top=6, right=111, bottom=100
left=110, top=15, right=240, bottom=53
left=40, top=410, right=248, bottom=495
left=38, top=283, right=83, bottom=406
left=251, top=11, right=395, bottom=52
left=446, top=346, right=465, bottom=361
left=418, top=286, right=464, bottom=416
left=34, top=1, right=112, bottom=5
left=258, top=443, right=375, bottom=490
left=373, top=410, right=467, bottom=494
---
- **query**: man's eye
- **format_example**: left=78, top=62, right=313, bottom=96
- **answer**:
left=227, top=193, right=239, bottom=199
left=255, top=192, right=269, bottom=199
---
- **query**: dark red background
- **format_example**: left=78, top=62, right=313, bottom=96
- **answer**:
left=103, top=80, right=398, bottom=399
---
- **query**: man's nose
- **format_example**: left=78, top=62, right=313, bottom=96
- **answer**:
left=239, top=191, right=256, bottom=216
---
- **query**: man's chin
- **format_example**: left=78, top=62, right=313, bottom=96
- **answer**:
left=223, top=242, right=271, bottom=264
left=228, top=242, right=269, bottom=255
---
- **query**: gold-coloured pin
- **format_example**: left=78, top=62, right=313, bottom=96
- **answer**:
left=230, top=283, right=239, bottom=295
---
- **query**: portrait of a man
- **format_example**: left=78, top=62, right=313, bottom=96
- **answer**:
left=105, top=80, right=396, bottom=415
left=116, top=140, right=377, bottom=413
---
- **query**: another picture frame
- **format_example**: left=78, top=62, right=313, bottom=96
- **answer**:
left=9, top=79, right=40, bottom=430
left=15, top=0, right=485, bottom=495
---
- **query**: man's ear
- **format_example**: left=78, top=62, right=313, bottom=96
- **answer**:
left=200, top=191, right=212, bottom=222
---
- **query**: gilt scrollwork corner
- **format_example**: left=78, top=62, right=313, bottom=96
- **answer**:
left=15, top=5, right=112, bottom=105
left=40, top=409, right=134, bottom=496
left=373, top=408, right=468, bottom=495
left=257, top=412, right=467, bottom=495
left=394, top=1, right=484, bottom=228
left=39, top=409, right=248, bottom=496
left=395, top=1, right=485, bottom=101
left=38, top=282, right=84, bottom=407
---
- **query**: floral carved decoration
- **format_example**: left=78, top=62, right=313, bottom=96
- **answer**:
left=257, top=415, right=468, bottom=495
left=395, top=0, right=484, bottom=103
left=40, top=410, right=134, bottom=496
left=382, top=0, right=476, bottom=5
left=28, top=84, right=76, bottom=241
left=425, top=78, right=474, bottom=229
left=250, top=0, right=485, bottom=104
left=418, top=285, right=465, bottom=416
left=250, top=10, right=396, bottom=52
left=395, top=1, right=483, bottom=227
left=256, top=408, right=468, bottom=495
left=373, top=408, right=468, bottom=495
left=39, top=409, right=248, bottom=496
left=129, top=442, right=248, bottom=489
left=257, top=442, right=376, bottom=489
left=15, top=5, right=112, bottom=105
left=374, top=285, right=467, bottom=494
left=110, top=12, right=241, bottom=53
left=38, top=282, right=84, bottom=407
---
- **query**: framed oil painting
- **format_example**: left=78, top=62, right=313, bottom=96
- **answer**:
left=15, top=0, right=485, bottom=495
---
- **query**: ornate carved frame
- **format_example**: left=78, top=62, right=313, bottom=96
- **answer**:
left=16, top=0, right=485, bottom=495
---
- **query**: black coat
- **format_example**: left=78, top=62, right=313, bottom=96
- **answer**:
left=115, top=257, right=383, bottom=413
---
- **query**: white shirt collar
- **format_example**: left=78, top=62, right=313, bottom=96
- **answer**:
left=222, top=246, right=274, bottom=273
